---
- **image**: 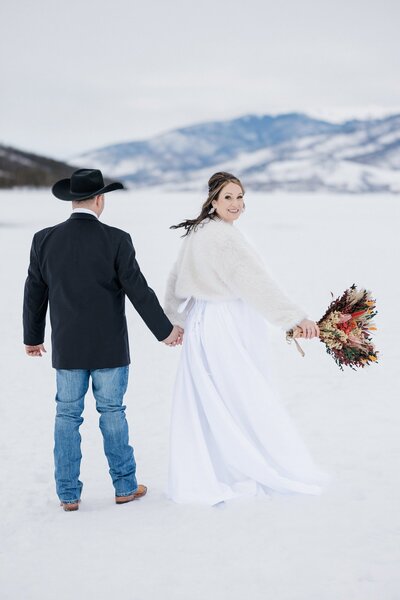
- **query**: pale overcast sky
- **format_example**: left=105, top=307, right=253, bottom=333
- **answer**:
left=1, top=0, right=399, bottom=159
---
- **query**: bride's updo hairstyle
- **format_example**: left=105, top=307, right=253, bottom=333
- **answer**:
left=170, top=171, right=245, bottom=236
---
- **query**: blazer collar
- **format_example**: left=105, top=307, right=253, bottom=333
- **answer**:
left=69, top=213, right=99, bottom=221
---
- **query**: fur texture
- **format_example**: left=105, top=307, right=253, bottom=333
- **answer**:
left=164, top=217, right=308, bottom=330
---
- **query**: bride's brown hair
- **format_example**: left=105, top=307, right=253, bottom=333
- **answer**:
left=170, top=171, right=245, bottom=236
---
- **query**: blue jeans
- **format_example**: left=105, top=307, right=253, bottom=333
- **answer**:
left=54, top=366, right=137, bottom=503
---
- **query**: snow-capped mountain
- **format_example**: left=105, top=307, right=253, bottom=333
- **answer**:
left=73, top=112, right=400, bottom=193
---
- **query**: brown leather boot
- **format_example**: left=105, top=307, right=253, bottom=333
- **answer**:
left=60, top=500, right=80, bottom=511
left=115, top=484, right=148, bottom=504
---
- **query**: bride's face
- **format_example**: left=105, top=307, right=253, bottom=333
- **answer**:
left=212, top=182, right=244, bottom=223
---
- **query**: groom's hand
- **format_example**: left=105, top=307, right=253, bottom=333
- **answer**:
left=25, top=344, right=47, bottom=357
left=162, top=326, right=184, bottom=347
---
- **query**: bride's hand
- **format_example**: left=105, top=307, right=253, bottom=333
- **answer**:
left=162, top=325, right=184, bottom=346
left=297, top=319, right=320, bottom=339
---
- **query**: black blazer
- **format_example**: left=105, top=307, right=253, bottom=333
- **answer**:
left=23, top=212, right=173, bottom=369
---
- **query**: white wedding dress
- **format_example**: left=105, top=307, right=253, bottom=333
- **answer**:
left=167, top=297, right=332, bottom=505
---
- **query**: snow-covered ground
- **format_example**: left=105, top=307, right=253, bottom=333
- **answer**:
left=0, top=188, right=398, bottom=600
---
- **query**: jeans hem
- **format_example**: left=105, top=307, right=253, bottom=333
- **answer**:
left=115, top=487, right=138, bottom=497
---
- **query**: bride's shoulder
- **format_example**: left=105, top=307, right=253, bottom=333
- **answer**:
left=184, top=218, right=254, bottom=266
left=193, top=217, right=241, bottom=245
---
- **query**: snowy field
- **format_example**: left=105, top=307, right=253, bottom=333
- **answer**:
left=0, top=188, right=399, bottom=600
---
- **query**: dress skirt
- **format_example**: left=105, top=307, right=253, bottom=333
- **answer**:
left=167, top=298, right=332, bottom=505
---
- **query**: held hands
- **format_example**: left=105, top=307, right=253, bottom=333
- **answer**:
left=25, top=344, right=46, bottom=357
left=295, top=319, right=320, bottom=339
left=162, top=325, right=184, bottom=347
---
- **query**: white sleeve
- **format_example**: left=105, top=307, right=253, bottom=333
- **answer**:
left=164, top=259, right=187, bottom=328
left=214, top=229, right=308, bottom=330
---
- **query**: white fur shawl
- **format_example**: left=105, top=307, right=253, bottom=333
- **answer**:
left=164, top=217, right=308, bottom=330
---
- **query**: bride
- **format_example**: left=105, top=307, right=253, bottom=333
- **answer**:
left=164, top=171, right=331, bottom=505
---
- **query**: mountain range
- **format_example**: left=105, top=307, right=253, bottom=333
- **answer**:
left=74, top=112, right=400, bottom=193
left=2, top=112, right=400, bottom=192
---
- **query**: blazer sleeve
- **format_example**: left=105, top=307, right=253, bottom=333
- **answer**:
left=164, top=259, right=187, bottom=328
left=116, top=233, right=173, bottom=341
left=23, top=234, right=49, bottom=345
left=213, top=229, right=308, bottom=331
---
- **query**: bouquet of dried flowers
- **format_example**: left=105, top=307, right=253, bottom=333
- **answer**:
left=286, top=284, right=378, bottom=370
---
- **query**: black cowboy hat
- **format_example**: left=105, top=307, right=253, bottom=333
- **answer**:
left=52, top=168, right=124, bottom=201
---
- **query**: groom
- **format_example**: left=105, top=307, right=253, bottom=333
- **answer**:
left=23, top=168, right=183, bottom=511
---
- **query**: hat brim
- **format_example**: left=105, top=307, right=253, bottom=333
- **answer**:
left=52, top=179, right=124, bottom=201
